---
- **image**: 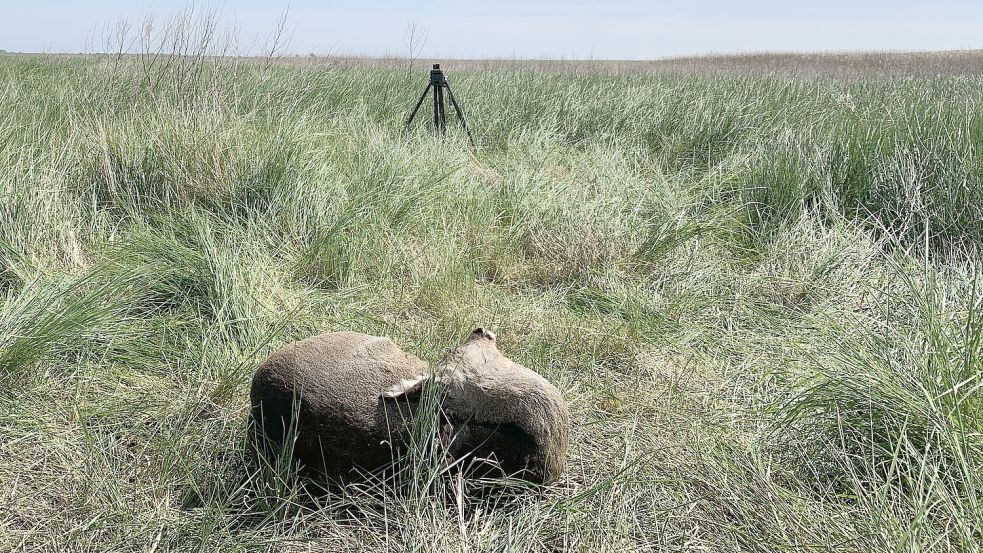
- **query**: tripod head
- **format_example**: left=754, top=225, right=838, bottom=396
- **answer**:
left=429, top=64, right=446, bottom=87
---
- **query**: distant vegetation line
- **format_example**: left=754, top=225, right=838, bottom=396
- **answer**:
left=6, top=48, right=983, bottom=75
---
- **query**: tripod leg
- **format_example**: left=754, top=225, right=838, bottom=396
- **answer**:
left=432, top=82, right=440, bottom=135
left=405, top=83, right=432, bottom=130
left=444, top=82, right=476, bottom=148
left=436, top=85, right=448, bottom=135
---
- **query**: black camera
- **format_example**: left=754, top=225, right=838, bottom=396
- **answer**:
left=429, top=64, right=446, bottom=87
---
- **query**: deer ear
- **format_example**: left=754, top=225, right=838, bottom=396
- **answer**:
left=382, top=375, right=428, bottom=400
left=471, top=328, right=496, bottom=341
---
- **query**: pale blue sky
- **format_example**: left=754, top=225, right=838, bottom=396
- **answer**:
left=3, top=1, right=983, bottom=59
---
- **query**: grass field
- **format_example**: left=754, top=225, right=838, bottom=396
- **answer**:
left=2, top=50, right=983, bottom=551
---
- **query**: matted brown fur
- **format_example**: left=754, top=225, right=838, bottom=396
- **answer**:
left=387, top=328, right=571, bottom=485
left=249, top=331, right=429, bottom=481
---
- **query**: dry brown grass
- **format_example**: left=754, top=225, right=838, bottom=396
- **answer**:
left=13, top=48, right=983, bottom=77
left=279, top=49, right=983, bottom=76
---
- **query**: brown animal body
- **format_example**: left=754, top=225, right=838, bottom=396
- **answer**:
left=386, top=328, right=571, bottom=485
left=438, top=329, right=571, bottom=485
left=251, top=328, right=570, bottom=486
left=249, top=331, right=429, bottom=481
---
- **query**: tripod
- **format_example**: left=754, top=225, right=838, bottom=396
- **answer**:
left=405, top=64, right=475, bottom=147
